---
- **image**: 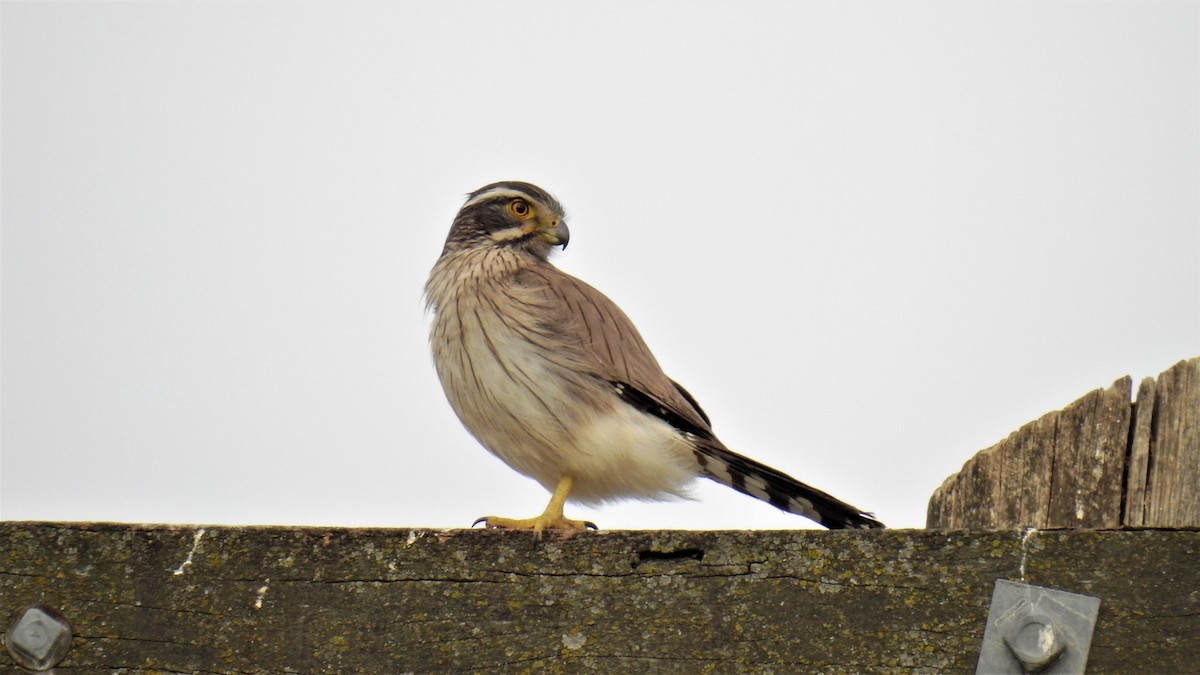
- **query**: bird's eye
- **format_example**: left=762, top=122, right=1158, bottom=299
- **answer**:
left=508, top=200, right=532, bottom=218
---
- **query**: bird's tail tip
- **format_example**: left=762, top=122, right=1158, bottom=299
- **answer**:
left=827, top=510, right=886, bottom=530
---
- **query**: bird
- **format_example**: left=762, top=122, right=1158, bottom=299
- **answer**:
left=425, top=181, right=884, bottom=535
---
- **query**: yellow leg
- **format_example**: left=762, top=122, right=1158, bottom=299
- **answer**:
left=474, top=476, right=596, bottom=537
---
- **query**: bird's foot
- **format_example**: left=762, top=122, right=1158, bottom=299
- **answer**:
left=472, top=514, right=598, bottom=538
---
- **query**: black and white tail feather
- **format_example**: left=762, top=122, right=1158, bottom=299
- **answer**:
left=692, top=440, right=884, bottom=530
left=611, top=378, right=885, bottom=530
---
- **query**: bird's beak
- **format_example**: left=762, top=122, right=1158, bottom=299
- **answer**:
left=539, top=219, right=569, bottom=249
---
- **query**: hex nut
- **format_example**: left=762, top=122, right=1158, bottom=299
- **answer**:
left=1002, top=616, right=1066, bottom=673
left=4, top=605, right=72, bottom=671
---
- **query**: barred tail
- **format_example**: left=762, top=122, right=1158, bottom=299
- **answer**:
left=693, top=442, right=885, bottom=530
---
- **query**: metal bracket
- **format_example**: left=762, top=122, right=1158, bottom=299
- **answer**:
left=977, top=579, right=1100, bottom=674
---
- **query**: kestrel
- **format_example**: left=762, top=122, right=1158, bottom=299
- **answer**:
left=425, top=181, right=883, bottom=535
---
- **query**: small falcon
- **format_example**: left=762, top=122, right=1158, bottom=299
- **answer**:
left=425, top=181, right=884, bottom=535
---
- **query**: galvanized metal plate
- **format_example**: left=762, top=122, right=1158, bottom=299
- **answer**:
left=977, top=579, right=1100, bottom=674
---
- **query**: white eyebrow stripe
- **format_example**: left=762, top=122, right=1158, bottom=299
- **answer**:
left=488, top=224, right=535, bottom=242
left=462, top=187, right=536, bottom=210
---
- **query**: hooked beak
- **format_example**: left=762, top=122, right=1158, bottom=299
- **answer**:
left=538, top=219, right=569, bottom=249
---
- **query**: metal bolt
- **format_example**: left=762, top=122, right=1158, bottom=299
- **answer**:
left=1002, top=614, right=1066, bottom=673
left=4, top=605, right=72, bottom=671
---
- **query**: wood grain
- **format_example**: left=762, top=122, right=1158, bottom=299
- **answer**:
left=1144, top=358, right=1200, bottom=526
left=1, top=524, right=1198, bottom=673
left=929, top=357, right=1198, bottom=529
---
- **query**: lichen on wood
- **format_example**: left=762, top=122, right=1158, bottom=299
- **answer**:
left=1, top=524, right=1197, bottom=673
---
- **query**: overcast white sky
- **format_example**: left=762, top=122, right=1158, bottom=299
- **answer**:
left=2, top=1, right=1197, bottom=531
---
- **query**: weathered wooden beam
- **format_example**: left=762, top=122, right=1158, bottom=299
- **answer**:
left=928, top=357, right=1200, bottom=529
left=1, top=524, right=1198, bottom=673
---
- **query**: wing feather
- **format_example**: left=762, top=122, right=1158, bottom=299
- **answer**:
left=511, top=261, right=885, bottom=530
left=514, top=266, right=712, bottom=434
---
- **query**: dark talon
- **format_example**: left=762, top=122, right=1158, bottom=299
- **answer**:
left=472, top=517, right=488, bottom=528
left=584, top=521, right=599, bottom=531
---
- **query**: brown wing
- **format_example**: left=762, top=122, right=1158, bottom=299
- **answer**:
left=513, top=262, right=885, bottom=530
left=515, top=264, right=713, bottom=435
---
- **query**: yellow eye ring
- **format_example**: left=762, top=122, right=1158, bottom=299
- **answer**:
left=508, top=199, right=533, bottom=219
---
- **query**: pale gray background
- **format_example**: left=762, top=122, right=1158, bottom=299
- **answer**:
left=3, top=1, right=1197, bottom=530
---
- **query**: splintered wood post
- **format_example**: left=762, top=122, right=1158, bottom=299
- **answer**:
left=1123, top=377, right=1157, bottom=527
left=928, top=357, right=1200, bottom=529
left=1000, top=414, right=1055, bottom=528
left=1140, top=358, right=1200, bottom=526
left=1045, top=376, right=1131, bottom=528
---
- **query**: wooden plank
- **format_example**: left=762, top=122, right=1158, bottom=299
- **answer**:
left=1045, top=385, right=1102, bottom=527
left=926, top=473, right=956, bottom=530
left=969, top=446, right=1004, bottom=529
left=1046, top=377, right=1131, bottom=528
left=1001, top=413, right=1057, bottom=529
left=1145, top=358, right=1200, bottom=527
left=930, top=378, right=1132, bottom=530
left=1088, top=377, right=1133, bottom=527
left=1, top=524, right=1198, bottom=673
left=1123, top=377, right=1157, bottom=527
left=1025, top=414, right=1058, bottom=528
left=956, top=445, right=994, bottom=529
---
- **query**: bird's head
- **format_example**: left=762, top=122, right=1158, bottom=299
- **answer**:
left=441, top=181, right=569, bottom=260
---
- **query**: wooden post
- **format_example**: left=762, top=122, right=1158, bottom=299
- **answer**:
left=928, top=357, right=1200, bottom=529
left=1, top=524, right=1198, bottom=672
